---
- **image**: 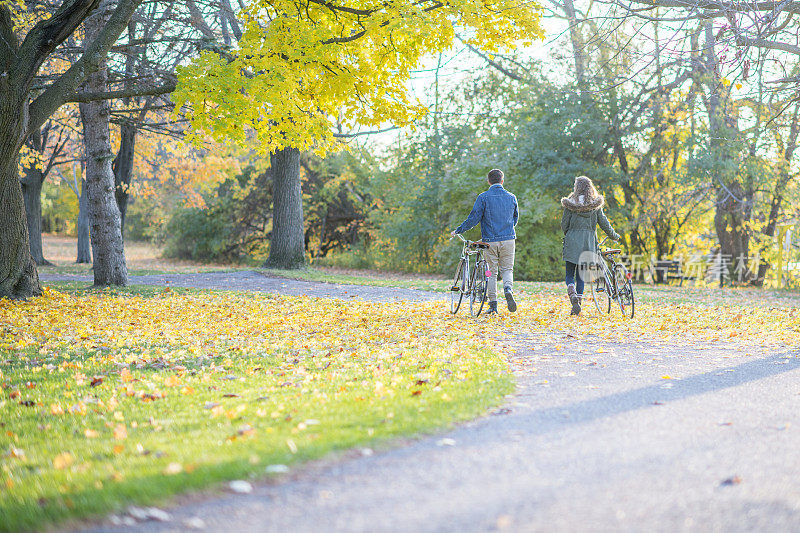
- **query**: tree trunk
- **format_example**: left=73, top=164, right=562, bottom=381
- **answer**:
left=113, top=18, right=138, bottom=238
left=263, top=147, right=305, bottom=269
left=0, top=94, right=42, bottom=299
left=699, top=23, right=751, bottom=285
left=755, top=105, right=800, bottom=285
left=113, top=120, right=136, bottom=236
left=80, top=7, right=127, bottom=286
left=561, top=0, right=586, bottom=91
left=21, top=165, right=49, bottom=265
left=76, top=177, right=92, bottom=263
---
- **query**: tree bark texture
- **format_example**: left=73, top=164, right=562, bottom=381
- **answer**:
left=0, top=92, right=42, bottom=298
left=20, top=124, right=62, bottom=266
left=113, top=121, right=136, bottom=235
left=20, top=165, right=48, bottom=265
left=80, top=6, right=127, bottom=286
left=77, top=178, right=92, bottom=263
left=264, top=147, right=305, bottom=269
left=0, top=101, right=42, bottom=299
left=113, top=19, right=138, bottom=237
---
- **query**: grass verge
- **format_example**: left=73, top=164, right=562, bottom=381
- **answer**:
left=0, top=287, right=512, bottom=532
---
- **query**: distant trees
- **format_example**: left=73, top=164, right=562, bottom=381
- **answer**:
left=174, top=0, right=546, bottom=269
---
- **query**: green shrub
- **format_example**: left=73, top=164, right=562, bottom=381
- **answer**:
left=163, top=207, right=239, bottom=262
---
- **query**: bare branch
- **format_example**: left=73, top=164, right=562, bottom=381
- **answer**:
left=64, top=80, right=177, bottom=103
left=27, top=0, right=145, bottom=135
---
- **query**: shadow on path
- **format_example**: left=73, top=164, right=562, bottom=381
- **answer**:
left=484, top=350, right=800, bottom=443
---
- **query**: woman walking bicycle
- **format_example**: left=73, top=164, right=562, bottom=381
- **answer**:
left=560, top=176, right=620, bottom=316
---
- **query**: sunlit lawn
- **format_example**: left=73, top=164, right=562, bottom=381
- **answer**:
left=0, top=285, right=512, bottom=532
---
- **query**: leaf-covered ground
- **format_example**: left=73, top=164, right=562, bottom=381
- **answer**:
left=0, top=288, right=511, bottom=532
left=4, top=275, right=800, bottom=532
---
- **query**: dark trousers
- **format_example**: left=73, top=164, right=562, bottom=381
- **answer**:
left=565, top=261, right=584, bottom=295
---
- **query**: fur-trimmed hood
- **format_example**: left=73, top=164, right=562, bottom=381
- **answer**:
left=561, top=194, right=604, bottom=213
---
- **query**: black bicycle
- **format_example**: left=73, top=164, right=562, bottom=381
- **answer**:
left=590, top=236, right=635, bottom=318
left=449, top=234, right=489, bottom=316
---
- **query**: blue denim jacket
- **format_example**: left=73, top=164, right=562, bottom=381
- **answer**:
left=454, top=184, right=519, bottom=242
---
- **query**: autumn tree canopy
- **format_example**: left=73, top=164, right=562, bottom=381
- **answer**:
left=174, top=0, right=545, bottom=155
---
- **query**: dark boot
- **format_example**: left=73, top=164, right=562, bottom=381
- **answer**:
left=485, top=301, right=498, bottom=315
left=567, top=284, right=581, bottom=315
left=504, top=285, right=517, bottom=312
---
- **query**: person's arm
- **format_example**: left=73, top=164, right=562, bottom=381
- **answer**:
left=561, top=209, right=571, bottom=233
left=454, top=195, right=485, bottom=235
left=597, top=208, right=620, bottom=241
left=512, top=196, right=519, bottom=227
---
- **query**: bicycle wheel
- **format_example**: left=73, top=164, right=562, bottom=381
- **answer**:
left=449, top=259, right=465, bottom=314
left=591, top=275, right=611, bottom=314
left=469, top=260, right=488, bottom=317
left=614, top=265, right=635, bottom=318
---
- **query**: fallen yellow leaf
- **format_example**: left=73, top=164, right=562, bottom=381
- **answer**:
left=113, top=424, right=127, bottom=440
left=53, top=452, right=73, bottom=470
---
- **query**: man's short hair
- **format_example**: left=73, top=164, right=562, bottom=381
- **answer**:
left=488, top=169, right=504, bottom=184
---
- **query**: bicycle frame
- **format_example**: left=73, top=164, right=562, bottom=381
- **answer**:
left=596, top=237, right=620, bottom=299
left=454, top=234, right=486, bottom=287
left=450, top=234, right=490, bottom=316
left=592, top=236, right=635, bottom=318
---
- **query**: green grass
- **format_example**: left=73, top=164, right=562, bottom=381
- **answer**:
left=0, top=287, right=512, bottom=532
left=43, top=281, right=205, bottom=298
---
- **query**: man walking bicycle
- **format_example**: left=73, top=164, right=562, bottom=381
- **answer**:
left=450, top=169, right=519, bottom=315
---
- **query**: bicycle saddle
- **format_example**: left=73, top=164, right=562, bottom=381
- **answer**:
left=472, top=241, right=490, bottom=249
left=602, top=248, right=622, bottom=257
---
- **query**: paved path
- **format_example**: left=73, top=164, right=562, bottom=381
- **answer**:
left=41, top=271, right=444, bottom=303
left=53, top=272, right=800, bottom=532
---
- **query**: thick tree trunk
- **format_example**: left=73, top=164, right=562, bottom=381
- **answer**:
left=263, top=147, right=305, bottom=269
left=21, top=166, right=49, bottom=265
left=76, top=177, right=92, bottom=263
left=0, top=95, right=42, bottom=299
left=113, top=121, right=136, bottom=235
left=80, top=7, right=127, bottom=286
